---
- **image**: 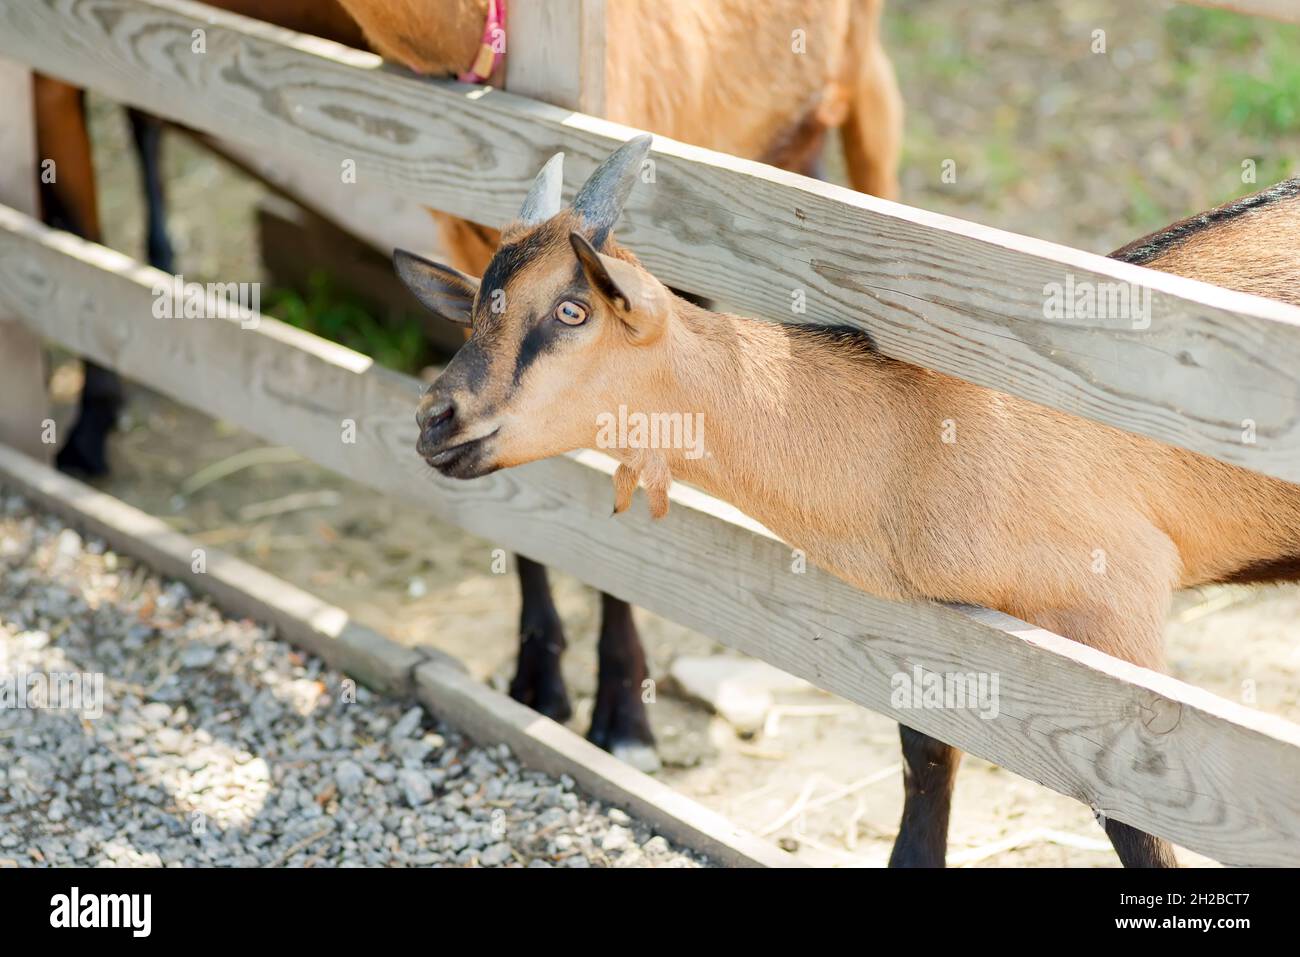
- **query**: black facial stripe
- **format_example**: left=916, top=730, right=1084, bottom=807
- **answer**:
left=455, top=338, right=490, bottom=392
left=513, top=316, right=561, bottom=387
left=510, top=285, right=594, bottom=388
left=477, top=229, right=556, bottom=324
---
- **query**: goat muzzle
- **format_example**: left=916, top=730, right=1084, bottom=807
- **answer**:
left=414, top=392, right=500, bottom=479
left=416, top=395, right=458, bottom=456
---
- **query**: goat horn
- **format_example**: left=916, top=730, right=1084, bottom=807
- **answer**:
left=572, top=133, right=653, bottom=245
left=518, top=152, right=565, bottom=225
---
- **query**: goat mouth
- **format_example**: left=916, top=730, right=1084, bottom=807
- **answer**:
left=421, top=430, right=499, bottom=478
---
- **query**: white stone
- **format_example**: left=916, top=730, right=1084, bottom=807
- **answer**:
left=601, top=825, right=632, bottom=852
left=668, top=655, right=810, bottom=733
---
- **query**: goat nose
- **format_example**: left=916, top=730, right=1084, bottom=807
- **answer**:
left=416, top=393, right=455, bottom=431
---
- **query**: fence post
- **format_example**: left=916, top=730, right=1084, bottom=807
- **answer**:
left=0, top=58, right=51, bottom=464
left=506, top=0, right=606, bottom=115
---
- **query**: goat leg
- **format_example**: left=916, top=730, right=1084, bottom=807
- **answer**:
left=587, top=593, right=659, bottom=773
left=1102, top=816, right=1178, bottom=868
left=507, top=556, right=572, bottom=723
left=126, top=108, right=176, bottom=274
left=888, top=724, right=960, bottom=867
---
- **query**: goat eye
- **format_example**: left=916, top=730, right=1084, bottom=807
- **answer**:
left=554, top=300, right=588, bottom=325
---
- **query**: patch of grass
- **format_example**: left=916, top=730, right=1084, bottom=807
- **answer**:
left=265, top=272, right=434, bottom=375
left=1122, top=175, right=1168, bottom=235
left=885, top=7, right=981, bottom=84
left=1165, top=7, right=1262, bottom=50
left=1166, top=7, right=1300, bottom=137
left=1220, top=52, right=1300, bottom=137
left=1259, top=155, right=1299, bottom=187
left=982, top=137, right=1024, bottom=194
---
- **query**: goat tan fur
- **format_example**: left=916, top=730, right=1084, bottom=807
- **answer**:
left=402, top=153, right=1300, bottom=866
left=406, top=160, right=1300, bottom=681
left=334, top=0, right=902, bottom=271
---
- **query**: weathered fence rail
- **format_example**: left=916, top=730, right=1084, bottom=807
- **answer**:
left=5, top=0, right=1300, bottom=482
left=1, top=0, right=1299, bottom=865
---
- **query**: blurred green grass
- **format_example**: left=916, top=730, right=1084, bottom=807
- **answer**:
left=265, top=272, right=434, bottom=375
left=883, top=2, right=1300, bottom=250
left=1167, top=8, right=1300, bottom=137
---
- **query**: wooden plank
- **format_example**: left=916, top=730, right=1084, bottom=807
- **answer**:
left=2, top=205, right=1299, bottom=866
left=413, top=660, right=798, bottom=868
left=506, top=0, right=606, bottom=114
left=0, top=57, right=50, bottom=463
left=0, top=320, right=51, bottom=462
left=0, top=60, right=38, bottom=215
left=190, top=132, right=440, bottom=260
left=1180, top=0, right=1300, bottom=24
left=0, top=443, right=793, bottom=867
left=4, top=2, right=1300, bottom=485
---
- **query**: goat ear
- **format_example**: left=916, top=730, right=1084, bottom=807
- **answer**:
left=569, top=232, right=668, bottom=342
left=393, top=249, right=479, bottom=326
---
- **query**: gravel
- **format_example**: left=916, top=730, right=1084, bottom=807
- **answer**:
left=0, top=490, right=706, bottom=868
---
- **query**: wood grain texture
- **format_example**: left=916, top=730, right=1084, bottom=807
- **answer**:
left=2, top=205, right=1299, bottom=865
left=196, top=132, right=441, bottom=260
left=0, top=57, right=50, bottom=463
left=506, top=0, right=606, bottom=114
left=3, top=0, right=1300, bottom=482
left=0, top=60, right=37, bottom=217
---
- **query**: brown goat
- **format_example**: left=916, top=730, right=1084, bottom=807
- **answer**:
left=37, top=0, right=902, bottom=772
left=397, top=137, right=1300, bottom=866
left=334, top=0, right=902, bottom=271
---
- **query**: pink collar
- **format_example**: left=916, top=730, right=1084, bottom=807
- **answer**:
left=458, top=0, right=506, bottom=84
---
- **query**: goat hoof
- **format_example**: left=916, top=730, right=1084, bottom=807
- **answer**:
left=508, top=667, right=572, bottom=724
left=55, top=427, right=112, bottom=478
left=515, top=674, right=572, bottom=724
left=149, top=241, right=176, bottom=276
left=610, top=741, right=661, bottom=774
left=587, top=697, right=658, bottom=772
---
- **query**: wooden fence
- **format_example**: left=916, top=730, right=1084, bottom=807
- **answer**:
left=1, top=0, right=1299, bottom=865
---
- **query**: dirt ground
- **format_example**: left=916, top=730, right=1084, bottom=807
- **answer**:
left=57, top=0, right=1300, bottom=866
